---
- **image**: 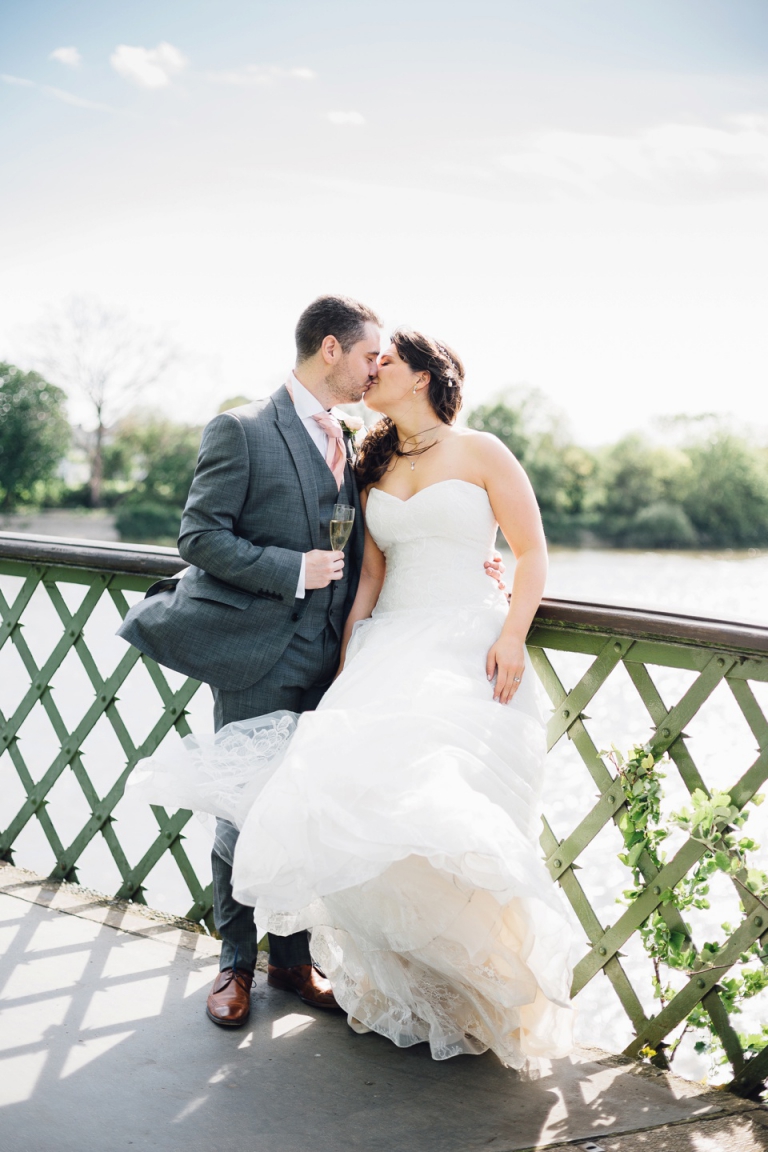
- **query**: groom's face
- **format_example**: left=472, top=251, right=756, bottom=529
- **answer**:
left=328, top=323, right=381, bottom=404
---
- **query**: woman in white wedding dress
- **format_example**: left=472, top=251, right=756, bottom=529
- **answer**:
left=132, top=329, right=574, bottom=1068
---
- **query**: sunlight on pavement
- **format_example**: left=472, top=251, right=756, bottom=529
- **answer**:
left=59, top=1030, right=135, bottom=1079
left=100, top=939, right=173, bottom=979
left=271, top=1012, right=314, bottom=1039
left=0, top=1049, right=47, bottom=1105
left=183, top=961, right=219, bottom=999
left=80, top=974, right=170, bottom=1029
left=172, top=1095, right=208, bottom=1124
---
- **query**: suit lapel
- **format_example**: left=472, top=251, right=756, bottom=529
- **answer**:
left=343, top=431, right=357, bottom=466
left=273, top=384, right=322, bottom=550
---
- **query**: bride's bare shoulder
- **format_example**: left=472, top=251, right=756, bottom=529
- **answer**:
left=456, top=427, right=518, bottom=464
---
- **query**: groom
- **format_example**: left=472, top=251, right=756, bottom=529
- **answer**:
left=119, top=294, right=380, bottom=1026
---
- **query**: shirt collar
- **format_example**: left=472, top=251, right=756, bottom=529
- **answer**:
left=289, top=372, right=327, bottom=420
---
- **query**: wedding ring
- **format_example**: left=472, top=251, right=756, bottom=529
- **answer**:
left=513, top=676, right=521, bottom=683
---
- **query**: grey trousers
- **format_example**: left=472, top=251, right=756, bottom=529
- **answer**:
left=210, top=625, right=339, bottom=973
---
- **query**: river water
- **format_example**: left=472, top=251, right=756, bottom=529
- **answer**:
left=546, top=546, right=768, bottom=626
left=2, top=546, right=767, bottom=1081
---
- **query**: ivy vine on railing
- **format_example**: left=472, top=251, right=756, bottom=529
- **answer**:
left=606, top=743, right=768, bottom=1078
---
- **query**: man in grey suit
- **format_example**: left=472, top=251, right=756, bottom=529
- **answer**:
left=119, top=295, right=380, bottom=1026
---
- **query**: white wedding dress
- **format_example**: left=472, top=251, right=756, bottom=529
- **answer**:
left=130, top=479, right=574, bottom=1067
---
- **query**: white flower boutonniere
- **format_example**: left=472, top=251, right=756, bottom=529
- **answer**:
left=333, top=410, right=366, bottom=459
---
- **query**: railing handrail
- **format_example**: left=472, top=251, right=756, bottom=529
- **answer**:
left=0, top=530, right=187, bottom=578
left=2, top=529, right=768, bottom=655
left=536, top=597, right=768, bottom=656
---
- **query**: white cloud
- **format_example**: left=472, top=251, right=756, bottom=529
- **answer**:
left=110, top=42, right=188, bottom=89
left=1, top=71, right=114, bottom=111
left=50, top=47, right=81, bottom=68
left=206, top=65, right=315, bottom=86
left=43, top=86, right=114, bottom=111
left=496, top=119, right=768, bottom=201
left=327, top=111, right=365, bottom=126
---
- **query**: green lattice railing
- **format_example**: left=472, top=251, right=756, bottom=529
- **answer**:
left=529, top=599, right=768, bottom=1097
left=0, top=532, right=209, bottom=927
left=1, top=530, right=768, bottom=1095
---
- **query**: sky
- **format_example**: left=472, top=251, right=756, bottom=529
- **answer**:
left=1, top=0, right=767, bottom=442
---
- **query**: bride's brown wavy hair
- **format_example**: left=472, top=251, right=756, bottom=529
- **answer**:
left=355, top=328, right=464, bottom=489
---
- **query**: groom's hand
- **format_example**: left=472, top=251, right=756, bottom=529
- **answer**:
left=305, top=549, right=345, bottom=589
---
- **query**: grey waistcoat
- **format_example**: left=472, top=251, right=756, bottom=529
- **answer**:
left=294, top=455, right=351, bottom=642
left=116, top=385, right=364, bottom=691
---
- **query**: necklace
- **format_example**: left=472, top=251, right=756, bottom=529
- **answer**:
left=396, top=423, right=443, bottom=470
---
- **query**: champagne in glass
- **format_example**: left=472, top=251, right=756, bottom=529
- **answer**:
left=330, top=503, right=355, bottom=551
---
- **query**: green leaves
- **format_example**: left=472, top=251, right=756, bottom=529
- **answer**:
left=605, top=743, right=668, bottom=886
left=745, top=868, right=768, bottom=895
left=609, top=741, right=768, bottom=1080
left=672, top=788, right=739, bottom=847
left=0, top=362, right=70, bottom=510
left=668, top=930, right=688, bottom=955
left=626, top=839, right=648, bottom=869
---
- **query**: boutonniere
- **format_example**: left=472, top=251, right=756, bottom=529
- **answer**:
left=333, top=411, right=366, bottom=458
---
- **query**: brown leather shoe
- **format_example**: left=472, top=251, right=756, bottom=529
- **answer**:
left=267, top=963, right=340, bottom=1010
left=206, top=967, right=253, bottom=1027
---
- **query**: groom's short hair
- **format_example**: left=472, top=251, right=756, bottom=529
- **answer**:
left=295, top=295, right=381, bottom=362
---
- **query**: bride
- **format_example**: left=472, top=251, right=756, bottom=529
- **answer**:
left=131, top=328, right=574, bottom=1067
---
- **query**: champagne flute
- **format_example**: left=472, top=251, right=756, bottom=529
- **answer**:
left=330, top=503, right=355, bottom=551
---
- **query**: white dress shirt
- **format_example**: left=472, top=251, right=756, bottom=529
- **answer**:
left=289, top=372, right=331, bottom=599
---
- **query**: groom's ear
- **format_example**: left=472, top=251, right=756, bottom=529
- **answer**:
left=321, top=334, right=342, bottom=364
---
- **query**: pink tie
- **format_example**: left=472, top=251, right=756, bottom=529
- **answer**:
left=312, top=410, right=346, bottom=491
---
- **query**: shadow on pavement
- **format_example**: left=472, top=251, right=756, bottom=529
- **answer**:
left=0, top=888, right=752, bottom=1152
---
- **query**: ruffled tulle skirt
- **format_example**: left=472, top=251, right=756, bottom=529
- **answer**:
left=130, top=603, right=574, bottom=1067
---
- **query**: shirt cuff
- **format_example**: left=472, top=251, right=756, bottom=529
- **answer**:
left=296, top=554, right=307, bottom=599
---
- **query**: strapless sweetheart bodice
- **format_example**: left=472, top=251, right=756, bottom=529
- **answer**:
left=366, top=479, right=507, bottom=615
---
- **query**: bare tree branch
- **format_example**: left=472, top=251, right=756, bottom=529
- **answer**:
left=33, top=297, right=180, bottom=505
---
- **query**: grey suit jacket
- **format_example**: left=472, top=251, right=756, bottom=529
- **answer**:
left=117, top=385, right=364, bottom=690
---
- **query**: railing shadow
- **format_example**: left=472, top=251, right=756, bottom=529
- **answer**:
left=0, top=887, right=747, bottom=1152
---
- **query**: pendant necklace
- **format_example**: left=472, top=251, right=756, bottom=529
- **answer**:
left=397, top=423, right=443, bottom=471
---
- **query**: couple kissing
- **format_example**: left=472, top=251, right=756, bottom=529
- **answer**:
left=121, top=293, right=574, bottom=1068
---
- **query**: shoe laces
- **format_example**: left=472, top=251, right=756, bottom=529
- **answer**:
left=218, top=967, right=253, bottom=993
left=221, top=945, right=253, bottom=992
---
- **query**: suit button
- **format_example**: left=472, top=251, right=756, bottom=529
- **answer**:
left=292, top=612, right=300, bottom=622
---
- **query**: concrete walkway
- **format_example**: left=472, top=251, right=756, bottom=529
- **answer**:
left=1, top=865, right=766, bottom=1152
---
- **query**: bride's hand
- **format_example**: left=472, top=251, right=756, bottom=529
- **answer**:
left=486, top=635, right=526, bottom=704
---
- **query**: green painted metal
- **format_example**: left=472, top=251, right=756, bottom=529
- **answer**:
left=528, top=613, right=768, bottom=1095
left=0, top=545, right=211, bottom=928
left=2, top=535, right=768, bottom=1092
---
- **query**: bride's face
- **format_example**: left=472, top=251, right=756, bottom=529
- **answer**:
left=364, top=343, right=420, bottom=415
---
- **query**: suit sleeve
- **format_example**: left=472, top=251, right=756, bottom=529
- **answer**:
left=177, top=412, right=303, bottom=603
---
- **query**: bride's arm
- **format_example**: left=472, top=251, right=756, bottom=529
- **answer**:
left=336, top=492, right=386, bottom=675
left=474, top=434, right=548, bottom=705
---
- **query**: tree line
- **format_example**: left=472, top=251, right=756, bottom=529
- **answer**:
left=2, top=359, right=767, bottom=550
left=467, top=391, right=768, bottom=549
